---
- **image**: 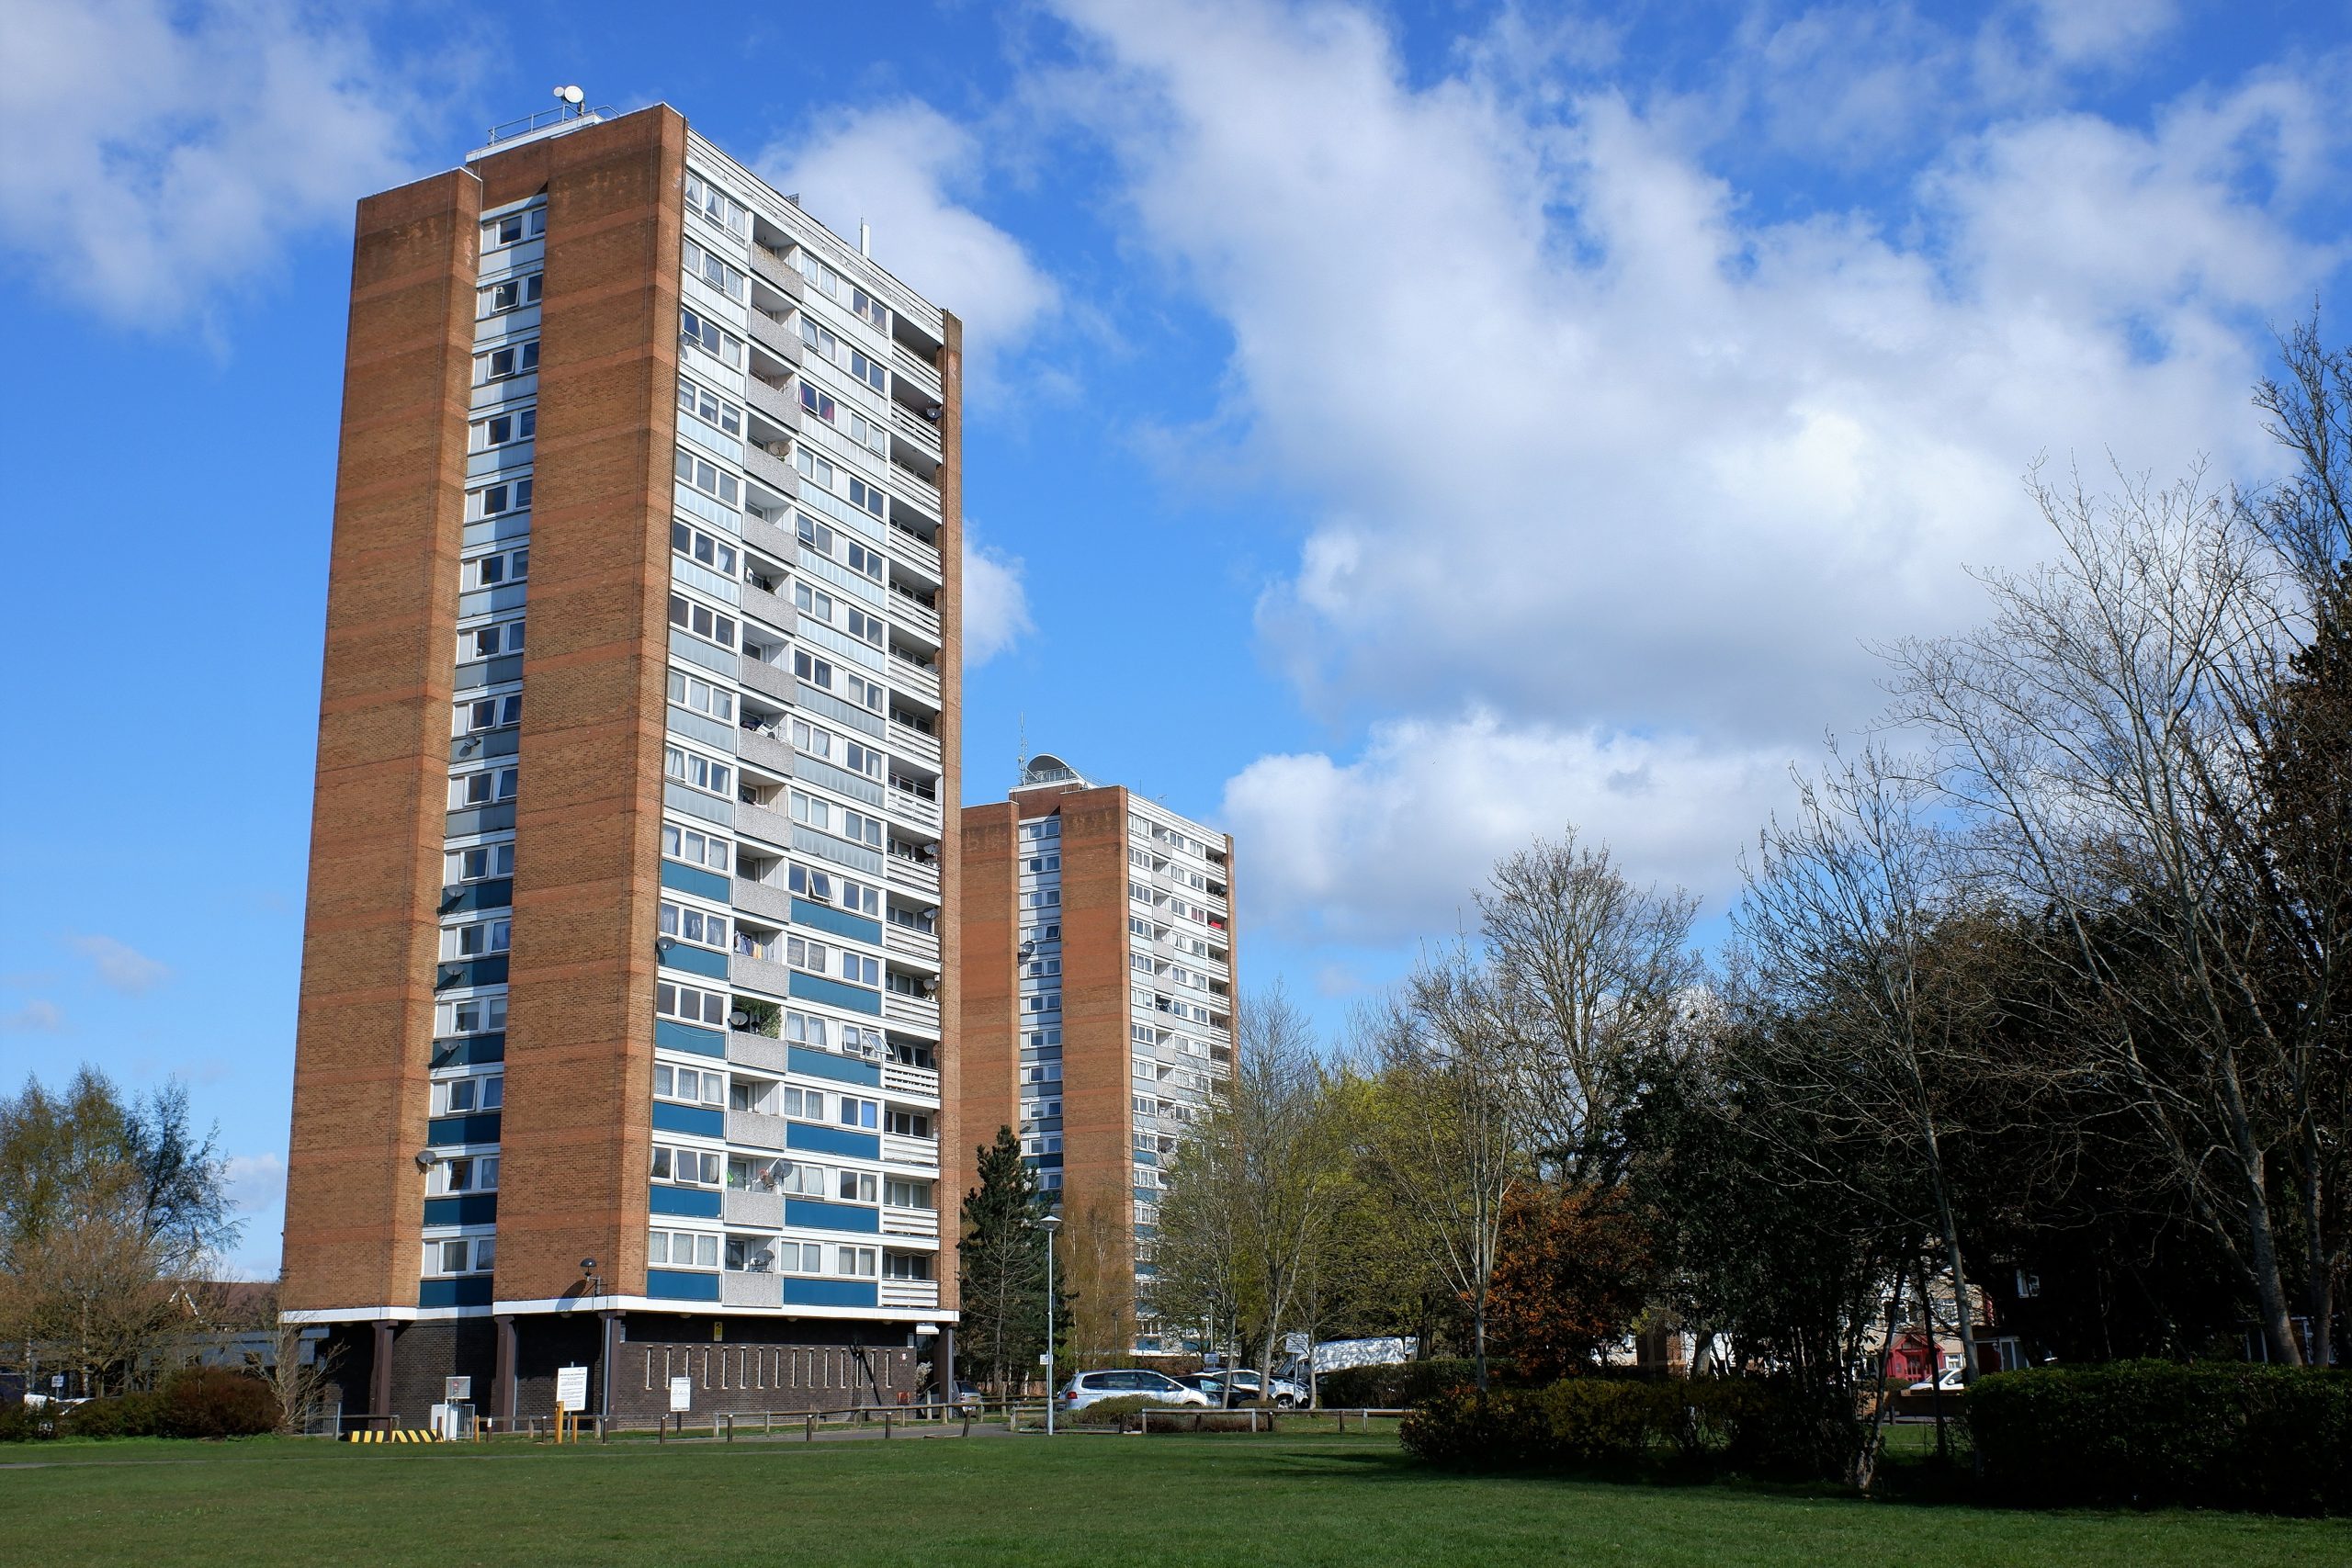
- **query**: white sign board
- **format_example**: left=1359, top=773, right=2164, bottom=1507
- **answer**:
left=669, top=1375, right=693, bottom=1414
left=445, top=1376, right=472, bottom=1402
left=1037, top=1353, right=1051, bottom=1366
left=554, top=1365, right=589, bottom=1410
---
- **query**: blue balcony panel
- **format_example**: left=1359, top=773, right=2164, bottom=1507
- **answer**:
left=423, top=1193, right=498, bottom=1226
left=442, top=879, right=514, bottom=916
left=784, top=1277, right=878, bottom=1309
left=655, top=1019, right=726, bottom=1057
left=784, top=1197, right=881, bottom=1234
left=650, top=1184, right=722, bottom=1219
left=419, top=1277, right=494, bottom=1309
left=786, top=1122, right=880, bottom=1161
left=432, top=1033, right=505, bottom=1068
left=652, top=1101, right=725, bottom=1138
left=791, top=898, right=883, bottom=946
left=428, top=1111, right=502, bottom=1146
left=788, top=971, right=882, bottom=1015
left=647, top=1269, right=722, bottom=1302
left=661, top=943, right=729, bottom=981
left=787, top=1044, right=880, bottom=1088
left=662, top=860, right=731, bottom=903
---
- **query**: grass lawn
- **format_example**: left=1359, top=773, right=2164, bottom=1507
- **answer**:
left=3, top=1428, right=2345, bottom=1567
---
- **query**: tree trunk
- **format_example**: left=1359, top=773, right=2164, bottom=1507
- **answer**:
left=1473, top=1282, right=1489, bottom=1393
left=2219, top=1056, right=2304, bottom=1364
left=1916, top=1268, right=1949, bottom=1467
left=1853, top=1258, right=1910, bottom=1493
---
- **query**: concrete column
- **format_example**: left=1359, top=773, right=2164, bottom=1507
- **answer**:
left=600, top=1312, right=623, bottom=1420
left=492, top=1314, right=517, bottom=1423
left=369, top=1320, right=395, bottom=1422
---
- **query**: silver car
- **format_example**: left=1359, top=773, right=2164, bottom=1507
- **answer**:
left=1057, top=1369, right=1212, bottom=1412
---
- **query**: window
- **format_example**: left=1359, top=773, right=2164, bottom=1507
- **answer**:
left=881, top=1252, right=930, bottom=1281
left=668, top=592, right=737, bottom=649
left=799, top=381, right=838, bottom=424
left=648, top=1228, right=720, bottom=1269
left=851, top=288, right=889, bottom=333
left=664, top=744, right=733, bottom=799
left=665, top=669, right=735, bottom=723
left=424, top=1236, right=496, bottom=1275
left=470, top=408, right=537, bottom=451
left=441, top=919, right=510, bottom=958
left=778, top=1086, right=826, bottom=1121
left=674, top=448, right=740, bottom=507
left=480, top=272, right=543, bottom=316
left=471, top=478, right=533, bottom=519
left=793, top=581, right=835, bottom=624
left=670, top=521, right=740, bottom=578
left=775, top=1240, right=827, bottom=1271
left=1025, top=887, right=1062, bottom=909
left=846, top=475, right=885, bottom=517
left=651, top=1145, right=723, bottom=1186
left=786, top=934, right=830, bottom=974
left=845, top=607, right=885, bottom=647
left=660, top=822, right=730, bottom=874
left=790, top=867, right=878, bottom=915
left=454, top=693, right=522, bottom=735
left=682, top=236, right=747, bottom=302
left=1023, top=992, right=1062, bottom=1014
left=435, top=1155, right=499, bottom=1193
left=445, top=841, right=514, bottom=884
left=795, top=514, right=837, bottom=556
left=796, top=249, right=844, bottom=299
left=842, top=1023, right=885, bottom=1058
left=840, top=952, right=878, bottom=987
left=464, top=547, right=528, bottom=589
left=1029, top=854, right=1062, bottom=874
left=784, top=1010, right=829, bottom=1050
left=446, top=995, right=507, bottom=1034
left=1029, top=957, right=1064, bottom=978
left=480, top=340, right=540, bottom=383
left=844, top=541, right=885, bottom=581
left=655, top=979, right=727, bottom=1029
left=459, top=619, right=526, bottom=661
left=837, top=1097, right=879, bottom=1131
left=794, top=446, right=838, bottom=492
left=653, top=1064, right=725, bottom=1106
left=848, top=348, right=888, bottom=395
left=1022, top=818, right=1062, bottom=840
left=659, top=900, right=728, bottom=953
left=788, top=791, right=831, bottom=832
left=836, top=1246, right=877, bottom=1278
left=884, top=1109, right=930, bottom=1139
left=434, top=1075, right=503, bottom=1115
left=684, top=170, right=748, bottom=236
left=798, top=316, right=841, bottom=367
left=793, top=649, right=834, bottom=691
left=679, top=306, right=742, bottom=367
left=676, top=378, right=743, bottom=441
left=841, top=809, right=883, bottom=849
left=482, top=207, right=547, bottom=249
left=884, top=1178, right=932, bottom=1210
left=837, top=1170, right=877, bottom=1204
left=844, top=673, right=884, bottom=713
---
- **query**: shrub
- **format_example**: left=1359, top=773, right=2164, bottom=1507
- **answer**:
left=1400, top=1374, right=1853, bottom=1481
left=158, top=1367, right=279, bottom=1438
left=1969, top=1361, right=2352, bottom=1515
left=61, top=1391, right=165, bottom=1438
left=1317, top=1359, right=1503, bottom=1409
left=0, top=1402, right=57, bottom=1443
left=1062, top=1394, right=1193, bottom=1429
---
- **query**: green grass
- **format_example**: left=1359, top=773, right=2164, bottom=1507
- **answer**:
left=3, top=1429, right=2345, bottom=1567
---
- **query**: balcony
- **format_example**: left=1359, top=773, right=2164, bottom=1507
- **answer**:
left=745, top=373, right=800, bottom=432
left=891, top=344, right=942, bottom=401
left=891, top=466, right=942, bottom=523
left=885, top=852, right=940, bottom=898
left=722, top=1270, right=784, bottom=1309
left=728, top=952, right=796, bottom=997
left=725, top=1032, right=787, bottom=1074
left=736, top=725, right=795, bottom=780
left=737, top=656, right=796, bottom=706
left=725, top=1109, right=790, bottom=1151
left=888, top=520, right=942, bottom=576
left=881, top=1133, right=940, bottom=1170
left=734, top=799, right=794, bottom=851
left=882, top=922, right=940, bottom=966
left=741, top=512, right=796, bottom=566
left=731, top=875, right=794, bottom=926
left=882, top=991, right=940, bottom=1032
left=888, top=718, right=942, bottom=769
left=723, top=1188, right=784, bottom=1228
left=748, top=305, right=800, bottom=362
left=881, top=1059, right=941, bottom=1100
left=887, top=783, right=943, bottom=831
left=890, top=404, right=943, bottom=463
left=888, top=582, right=941, bottom=637
left=743, top=441, right=797, bottom=500
left=749, top=244, right=805, bottom=300
left=879, top=1279, right=940, bottom=1310
left=880, top=1204, right=939, bottom=1240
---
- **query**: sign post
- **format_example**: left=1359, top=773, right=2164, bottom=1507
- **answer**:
left=668, top=1374, right=692, bottom=1438
left=555, top=1365, right=590, bottom=1444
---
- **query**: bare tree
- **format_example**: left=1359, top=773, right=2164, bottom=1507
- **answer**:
left=1357, top=950, right=1532, bottom=1391
left=1733, top=742, right=1996, bottom=1384
left=1886, top=462, right=2320, bottom=1361
left=1228, top=988, right=1351, bottom=1390
left=1479, top=833, right=1702, bottom=1181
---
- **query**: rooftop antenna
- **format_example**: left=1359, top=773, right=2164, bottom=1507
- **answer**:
left=554, top=84, right=585, bottom=116
left=1015, top=715, right=1028, bottom=790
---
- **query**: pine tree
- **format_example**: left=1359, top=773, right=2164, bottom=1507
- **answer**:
left=956, top=1126, right=1052, bottom=1395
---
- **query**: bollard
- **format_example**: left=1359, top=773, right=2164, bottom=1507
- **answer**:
left=806, top=1413, right=816, bottom=1442
left=725, top=1414, right=734, bottom=1443
left=884, top=1412, right=893, bottom=1439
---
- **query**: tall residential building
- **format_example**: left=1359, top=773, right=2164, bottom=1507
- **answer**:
left=282, top=102, right=964, bottom=1425
left=959, top=756, right=1236, bottom=1354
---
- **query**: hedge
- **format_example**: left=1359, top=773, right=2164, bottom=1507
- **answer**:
left=1968, top=1361, right=2352, bottom=1514
left=1317, top=1359, right=1503, bottom=1409
left=1399, top=1375, right=1852, bottom=1481
left=54, top=1369, right=278, bottom=1440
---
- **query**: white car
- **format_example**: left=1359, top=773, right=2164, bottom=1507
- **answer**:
left=1203, top=1370, right=1309, bottom=1407
left=1057, top=1369, right=1212, bottom=1412
left=1906, top=1369, right=1966, bottom=1393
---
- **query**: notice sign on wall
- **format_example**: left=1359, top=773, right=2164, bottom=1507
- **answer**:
left=669, top=1375, right=693, bottom=1413
left=555, top=1365, right=589, bottom=1411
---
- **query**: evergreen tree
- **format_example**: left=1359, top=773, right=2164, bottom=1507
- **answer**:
left=956, top=1126, right=1052, bottom=1394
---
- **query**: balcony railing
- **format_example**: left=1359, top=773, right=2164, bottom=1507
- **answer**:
left=881, top=1060, right=941, bottom=1100
left=881, top=1132, right=940, bottom=1169
left=881, top=1204, right=940, bottom=1239
left=880, top=1279, right=940, bottom=1309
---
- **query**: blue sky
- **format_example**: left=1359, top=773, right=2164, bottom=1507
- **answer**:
left=2, top=0, right=2346, bottom=1276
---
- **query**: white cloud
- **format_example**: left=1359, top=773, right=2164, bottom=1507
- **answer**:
left=70, top=934, right=171, bottom=995
left=0, top=1000, right=65, bottom=1034
left=1225, top=711, right=1790, bottom=945
left=962, top=525, right=1035, bottom=665
left=222, top=1153, right=287, bottom=1215
left=0, top=0, right=435, bottom=326
left=758, top=101, right=1057, bottom=389
left=1042, top=0, right=2342, bottom=947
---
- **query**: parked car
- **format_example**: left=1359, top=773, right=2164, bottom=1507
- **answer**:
left=1906, top=1369, right=1966, bottom=1394
left=1057, top=1369, right=1211, bottom=1412
left=1193, top=1370, right=1309, bottom=1407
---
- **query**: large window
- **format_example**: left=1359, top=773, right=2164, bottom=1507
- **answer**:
left=446, top=841, right=514, bottom=884
left=479, top=340, right=539, bottom=383
left=656, top=979, right=728, bottom=1029
left=433, top=1075, right=503, bottom=1115
left=433, top=1155, right=499, bottom=1193
left=652, top=1064, right=725, bottom=1106
left=667, top=592, right=737, bottom=649
left=884, top=1109, right=931, bottom=1139
left=464, top=546, right=528, bottom=590
left=666, top=669, right=735, bottom=723
left=444, top=995, right=507, bottom=1035
left=786, top=865, right=879, bottom=916
left=837, top=1096, right=878, bottom=1131
left=670, top=520, right=739, bottom=578
left=663, top=743, right=732, bottom=800
left=682, top=236, right=746, bottom=302
left=449, top=766, right=519, bottom=809
left=482, top=207, right=547, bottom=250
left=836, top=1247, right=876, bottom=1278
left=469, top=408, right=537, bottom=451
left=661, top=822, right=731, bottom=874
left=684, top=170, right=748, bottom=236
left=679, top=306, right=741, bottom=367
left=658, top=901, right=728, bottom=953
left=677, top=379, right=742, bottom=440
left=881, top=1252, right=930, bottom=1281
left=649, top=1228, right=719, bottom=1269
left=459, top=619, right=526, bottom=661
left=674, top=449, right=740, bottom=507
left=480, top=272, right=543, bottom=317
left=470, top=478, right=533, bottom=520
left=650, top=1145, right=722, bottom=1186
left=837, top=1170, right=877, bottom=1204
left=454, top=694, right=522, bottom=735
left=424, top=1236, right=496, bottom=1276
left=884, top=1178, right=932, bottom=1211
left=441, top=919, right=510, bottom=959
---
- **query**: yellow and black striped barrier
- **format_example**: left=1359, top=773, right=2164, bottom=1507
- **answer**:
left=345, top=1428, right=442, bottom=1443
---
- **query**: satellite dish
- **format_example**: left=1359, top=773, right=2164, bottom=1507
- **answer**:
left=557, top=85, right=585, bottom=106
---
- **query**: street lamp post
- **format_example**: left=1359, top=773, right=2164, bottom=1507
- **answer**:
left=1029, top=1212, right=1062, bottom=1436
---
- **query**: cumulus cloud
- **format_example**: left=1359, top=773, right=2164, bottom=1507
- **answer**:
left=0, top=0, right=435, bottom=326
left=1225, top=711, right=1791, bottom=945
left=962, top=525, right=1035, bottom=665
left=222, top=1153, right=288, bottom=1214
left=0, top=1000, right=65, bottom=1034
left=759, top=101, right=1058, bottom=390
left=70, top=934, right=171, bottom=995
